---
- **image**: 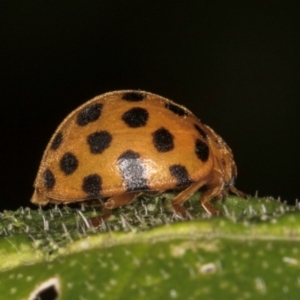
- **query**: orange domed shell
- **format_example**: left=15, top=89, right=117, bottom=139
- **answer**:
left=32, top=90, right=245, bottom=218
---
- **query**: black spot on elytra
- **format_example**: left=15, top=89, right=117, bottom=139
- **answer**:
left=169, top=165, right=192, bottom=186
left=165, top=103, right=187, bottom=116
left=118, top=150, right=148, bottom=192
left=51, top=132, right=63, bottom=150
left=122, top=107, right=149, bottom=128
left=76, top=103, right=103, bottom=126
left=60, top=152, right=79, bottom=175
left=82, top=174, right=102, bottom=197
left=195, top=139, right=209, bottom=162
left=122, top=91, right=146, bottom=101
left=152, top=127, right=174, bottom=152
left=194, top=124, right=207, bottom=139
left=43, top=169, right=55, bottom=189
left=87, top=131, right=112, bottom=154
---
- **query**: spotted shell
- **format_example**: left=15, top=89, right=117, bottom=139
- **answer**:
left=32, top=90, right=245, bottom=216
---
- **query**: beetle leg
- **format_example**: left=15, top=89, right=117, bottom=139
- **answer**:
left=172, top=179, right=207, bottom=218
left=229, top=186, right=248, bottom=199
left=89, top=192, right=140, bottom=227
left=104, top=192, right=140, bottom=210
left=201, top=181, right=248, bottom=215
left=173, top=177, right=224, bottom=216
left=200, top=185, right=224, bottom=216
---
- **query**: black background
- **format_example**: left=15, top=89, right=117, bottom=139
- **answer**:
left=1, top=1, right=299, bottom=211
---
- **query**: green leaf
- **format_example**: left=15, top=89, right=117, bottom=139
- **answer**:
left=1, top=194, right=300, bottom=299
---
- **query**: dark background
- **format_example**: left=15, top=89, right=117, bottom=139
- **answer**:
left=1, top=1, right=299, bottom=211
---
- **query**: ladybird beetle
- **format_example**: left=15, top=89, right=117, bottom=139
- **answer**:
left=32, top=90, right=246, bottom=220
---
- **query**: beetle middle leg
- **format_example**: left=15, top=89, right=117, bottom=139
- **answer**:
left=89, top=192, right=140, bottom=227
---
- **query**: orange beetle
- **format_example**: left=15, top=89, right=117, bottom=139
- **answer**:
left=32, top=90, right=245, bottom=220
